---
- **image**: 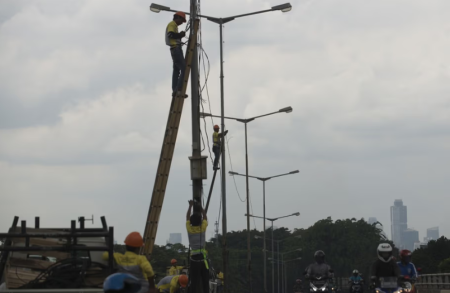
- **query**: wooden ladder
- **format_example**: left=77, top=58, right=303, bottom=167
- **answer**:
left=141, top=20, right=199, bottom=257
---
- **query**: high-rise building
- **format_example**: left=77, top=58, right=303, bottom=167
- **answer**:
left=402, top=228, right=419, bottom=251
left=390, top=199, right=407, bottom=248
left=368, top=217, right=378, bottom=225
left=168, top=233, right=182, bottom=244
left=427, top=227, right=439, bottom=240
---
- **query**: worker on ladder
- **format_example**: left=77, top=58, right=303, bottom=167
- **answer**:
left=212, top=125, right=228, bottom=170
left=102, top=232, right=157, bottom=293
left=186, top=200, right=209, bottom=293
left=166, top=11, right=188, bottom=98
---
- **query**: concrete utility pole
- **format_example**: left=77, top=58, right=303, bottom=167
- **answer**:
left=189, top=0, right=203, bottom=204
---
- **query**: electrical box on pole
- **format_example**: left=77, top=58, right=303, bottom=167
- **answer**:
left=189, top=156, right=208, bottom=180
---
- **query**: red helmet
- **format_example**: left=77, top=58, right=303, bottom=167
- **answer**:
left=400, top=250, right=411, bottom=263
left=214, top=125, right=220, bottom=129
left=174, top=11, right=186, bottom=23
left=171, top=259, right=177, bottom=265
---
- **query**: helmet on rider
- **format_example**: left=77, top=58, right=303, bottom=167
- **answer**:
left=314, top=250, right=325, bottom=264
left=103, top=273, right=141, bottom=293
left=400, top=250, right=411, bottom=264
left=352, top=270, right=359, bottom=276
left=377, top=243, right=393, bottom=263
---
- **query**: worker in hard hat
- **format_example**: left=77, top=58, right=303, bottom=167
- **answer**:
left=216, top=269, right=224, bottom=293
left=168, top=259, right=184, bottom=276
left=212, top=125, right=228, bottom=170
left=102, top=232, right=156, bottom=293
left=156, top=275, right=188, bottom=293
left=186, top=200, right=209, bottom=293
left=166, top=11, right=187, bottom=98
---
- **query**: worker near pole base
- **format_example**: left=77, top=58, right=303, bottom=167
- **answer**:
left=103, top=232, right=156, bottom=293
left=156, top=275, right=188, bottom=293
left=212, top=125, right=228, bottom=170
left=216, top=269, right=224, bottom=293
left=169, top=259, right=184, bottom=276
left=166, top=11, right=187, bottom=97
left=186, top=200, right=209, bottom=293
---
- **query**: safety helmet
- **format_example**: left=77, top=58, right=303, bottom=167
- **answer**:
left=178, top=275, right=188, bottom=287
left=103, top=273, right=141, bottom=293
left=377, top=243, right=393, bottom=263
left=314, top=250, right=325, bottom=264
left=214, top=125, right=220, bottom=129
left=400, top=250, right=411, bottom=263
left=171, top=259, right=177, bottom=265
left=296, top=279, right=302, bottom=283
left=353, top=270, right=359, bottom=276
left=124, top=232, right=144, bottom=248
left=174, top=11, right=186, bottom=23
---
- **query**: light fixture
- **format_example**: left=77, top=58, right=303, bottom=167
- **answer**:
left=279, top=106, right=293, bottom=113
left=293, top=212, right=300, bottom=216
left=229, top=171, right=238, bottom=175
left=149, top=3, right=170, bottom=13
left=271, top=3, right=292, bottom=13
left=289, top=170, right=299, bottom=174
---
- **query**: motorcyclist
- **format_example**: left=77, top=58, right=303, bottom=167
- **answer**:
left=293, top=279, right=303, bottom=293
left=348, top=270, right=364, bottom=293
left=306, top=251, right=333, bottom=279
left=397, top=250, right=418, bottom=280
left=370, top=243, right=400, bottom=289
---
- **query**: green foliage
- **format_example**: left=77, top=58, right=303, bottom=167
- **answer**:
left=412, top=237, right=450, bottom=274
left=438, top=258, right=450, bottom=273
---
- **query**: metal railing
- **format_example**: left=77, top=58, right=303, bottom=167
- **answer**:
left=416, top=274, right=450, bottom=293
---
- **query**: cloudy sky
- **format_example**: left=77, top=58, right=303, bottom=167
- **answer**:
left=1, top=0, right=449, bottom=248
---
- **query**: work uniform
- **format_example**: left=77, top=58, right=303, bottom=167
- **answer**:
left=217, top=272, right=224, bottom=293
left=166, top=20, right=185, bottom=93
left=212, top=132, right=220, bottom=169
left=102, top=251, right=154, bottom=293
left=397, top=262, right=418, bottom=279
left=169, top=265, right=184, bottom=276
left=157, top=275, right=181, bottom=293
left=186, top=219, right=209, bottom=293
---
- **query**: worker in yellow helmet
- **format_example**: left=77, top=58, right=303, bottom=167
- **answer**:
left=103, top=232, right=156, bottom=293
left=166, top=11, right=188, bottom=98
left=186, top=200, right=209, bottom=293
left=156, top=274, right=188, bottom=293
left=168, top=259, right=184, bottom=276
left=216, top=269, right=224, bottom=293
left=212, top=125, right=228, bottom=170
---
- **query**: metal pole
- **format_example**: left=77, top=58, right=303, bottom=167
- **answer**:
left=281, top=253, right=284, bottom=293
left=272, top=221, right=275, bottom=293
left=219, top=21, right=229, bottom=293
left=278, top=241, right=280, bottom=293
left=263, top=181, right=267, bottom=293
left=245, top=122, right=252, bottom=293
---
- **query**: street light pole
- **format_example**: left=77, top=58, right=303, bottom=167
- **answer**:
left=272, top=221, right=275, bottom=293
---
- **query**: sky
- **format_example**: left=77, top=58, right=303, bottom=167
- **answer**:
left=1, top=0, right=449, bottom=248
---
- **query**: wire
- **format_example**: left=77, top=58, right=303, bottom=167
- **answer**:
left=225, top=136, right=245, bottom=203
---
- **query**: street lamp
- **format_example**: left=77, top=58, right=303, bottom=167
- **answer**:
left=247, top=212, right=300, bottom=293
left=230, top=170, right=299, bottom=292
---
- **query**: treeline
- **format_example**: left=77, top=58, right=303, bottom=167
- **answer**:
left=114, top=218, right=448, bottom=292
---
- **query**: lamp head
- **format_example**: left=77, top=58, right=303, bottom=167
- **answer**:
left=271, top=3, right=292, bottom=12
left=289, top=170, right=300, bottom=174
left=229, top=171, right=238, bottom=175
left=279, top=106, right=293, bottom=113
left=150, top=3, right=170, bottom=13
left=293, top=212, right=300, bottom=216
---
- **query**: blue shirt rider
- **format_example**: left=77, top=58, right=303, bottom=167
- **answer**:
left=397, top=250, right=418, bottom=279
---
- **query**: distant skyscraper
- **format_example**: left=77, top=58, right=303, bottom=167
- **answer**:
left=168, top=233, right=182, bottom=244
left=402, top=228, right=419, bottom=251
left=391, top=199, right=407, bottom=248
left=427, top=227, right=439, bottom=240
left=368, top=217, right=378, bottom=225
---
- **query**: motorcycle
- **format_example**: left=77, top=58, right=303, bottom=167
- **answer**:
left=371, top=277, right=402, bottom=293
left=309, top=276, right=331, bottom=293
left=351, top=280, right=363, bottom=293
left=399, top=276, right=415, bottom=293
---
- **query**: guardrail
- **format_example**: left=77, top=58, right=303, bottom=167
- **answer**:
left=416, top=274, right=450, bottom=293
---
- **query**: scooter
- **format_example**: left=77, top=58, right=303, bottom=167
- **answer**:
left=309, top=276, right=331, bottom=293
left=351, top=280, right=363, bottom=293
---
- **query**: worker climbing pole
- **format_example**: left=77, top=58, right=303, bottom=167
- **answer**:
left=141, top=18, right=200, bottom=258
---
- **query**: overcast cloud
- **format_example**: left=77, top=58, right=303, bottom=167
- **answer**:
left=1, top=0, right=449, bottom=247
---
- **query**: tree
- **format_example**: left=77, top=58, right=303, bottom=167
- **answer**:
left=412, top=237, right=450, bottom=274
left=438, top=258, right=450, bottom=273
